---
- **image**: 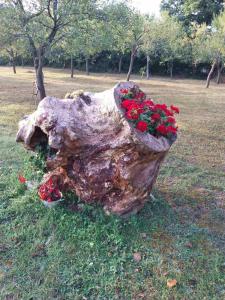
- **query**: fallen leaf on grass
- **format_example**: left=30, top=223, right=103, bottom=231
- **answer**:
left=133, top=252, right=142, bottom=262
left=167, top=279, right=177, bottom=288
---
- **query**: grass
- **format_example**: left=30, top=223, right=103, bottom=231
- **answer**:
left=0, top=66, right=225, bottom=299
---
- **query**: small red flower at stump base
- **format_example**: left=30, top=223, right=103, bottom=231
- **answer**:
left=38, top=177, right=63, bottom=208
left=16, top=82, right=179, bottom=217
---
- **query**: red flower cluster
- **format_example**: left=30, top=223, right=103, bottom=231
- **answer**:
left=120, top=89, right=179, bottom=139
left=18, top=174, right=26, bottom=184
left=38, top=178, right=62, bottom=202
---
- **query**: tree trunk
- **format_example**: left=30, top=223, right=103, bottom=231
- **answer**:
left=12, top=58, right=16, bottom=74
left=70, top=55, right=74, bottom=78
left=16, top=82, right=176, bottom=217
left=192, top=63, right=197, bottom=76
left=146, top=55, right=150, bottom=79
left=21, top=57, right=24, bottom=67
left=63, top=60, right=66, bottom=69
left=206, top=61, right=217, bottom=88
left=7, top=49, right=16, bottom=74
left=126, top=45, right=137, bottom=81
left=86, top=58, right=89, bottom=75
left=118, top=55, right=123, bottom=74
left=170, top=61, right=173, bottom=79
left=216, top=62, right=223, bottom=84
left=34, top=53, right=46, bottom=100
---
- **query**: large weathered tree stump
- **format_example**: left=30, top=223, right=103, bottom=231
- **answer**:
left=16, top=82, right=175, bottom=216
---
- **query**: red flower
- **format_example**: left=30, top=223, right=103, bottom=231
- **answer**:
left=136, top=121, right=148, bottom=132
left=38, top=185, right=49, bottom=200
left=18, top=175, right=26, bottom=184
left=126, top=104, right=143, bottom=120
left=120, top=88, right=129, bottom=94
left=165, top=109, right=174, bottom=117
left=156, top=124, right=167, bottom=135
left=167, top=126, right=178, bottom=134
left=136, top=92, right=145, bottom=99
left=38, top=179, right=62, bottom=202
left=151, top=113, right=161, bottom=121
left=170, top=105, right=180, bottom=114
left=155, top=104, right=168, bottom=112
left=167, top=116, right=176, bottom=124
left=143, top=99, right=154, bottom=108
left=121, top=100, right=136, bottom=110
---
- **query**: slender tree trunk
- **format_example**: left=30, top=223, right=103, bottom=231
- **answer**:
left=63, top=60, right=66, bottom=69
left=192, top=63, right=197, bottom=76
left=206, top=61, right=217, bottom=88
left=7, top=49, right=16, bottom=74
left=34, top=52, right=46, bottom=100
left=170, top=61, right=173, bottom=79
left=77, top=59, right=81, bottom=70
left=70, top=55, right=74, bottom=78
left=146, top=55, right=150, bottom=79
left=118, top=55, right=123, bottom=74
left=21, top=57, right=24, bottom=67
left=86, top=58, right=89, bottom=75
left=126, top=45, right=137, bottom=81
left=216, top=62, right=223, bottom=84
left=12, top=58, right=16, bottom=74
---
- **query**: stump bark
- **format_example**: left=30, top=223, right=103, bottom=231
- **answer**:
left=16, top=82, right=175, bottom=216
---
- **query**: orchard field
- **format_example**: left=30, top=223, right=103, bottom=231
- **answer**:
left=0, top=67, right=225, bottom=299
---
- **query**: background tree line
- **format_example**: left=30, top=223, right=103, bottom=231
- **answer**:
left=0, top=0, right=224, bottom=100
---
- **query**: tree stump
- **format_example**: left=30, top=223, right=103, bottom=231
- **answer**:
left=16, top=82, right=175, bottom=216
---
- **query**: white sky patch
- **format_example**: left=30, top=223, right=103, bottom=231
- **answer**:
left=131, top=0, right=161, bottom=16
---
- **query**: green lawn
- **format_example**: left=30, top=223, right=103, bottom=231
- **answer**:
left=0, top=67, right=225, bottom=299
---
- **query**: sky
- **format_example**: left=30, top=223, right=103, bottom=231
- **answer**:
left=131, top=0, right=161, bottom=16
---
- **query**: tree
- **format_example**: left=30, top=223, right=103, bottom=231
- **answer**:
left=192, top=12, right=225, bottom=88
left=157, top=13, right=189, bottom=78
left=63, top=16, right=111, bottom=77
left=0, top=0, right=96, bottom=100
left=124, top=10, right=145, bottom=81
left=161, top=0, right=224, bottom=26
left=0, top=5, right=22, bottom=73
left=141, top=17, right=160, bottom=79
left=142, top=14, right=189, bottom=78
left=104, top=2, right=131, bottom=74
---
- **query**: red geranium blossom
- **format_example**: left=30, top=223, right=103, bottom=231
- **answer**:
left=170, top=105, right=180, bottom=114
left=136, top=121, right=148, bottom=132
left=155, top=104, right=168, bottom=112
left=18, top=174, right=26, bottom=184
left=167, top=126, right=178, bottom=134
left=136, top=92, right=145, bottom=100
left=38, top=178, right=62, bottom=202
left=167, top=116, right=176, bottom=124
left=126, top=104, right=143, bottom=120
left=121, top=99, right=136, bottom=110
left=120, top=88, right=129, bottom=94
left=143, top=99, right=154, bottom=107
left=120, top=88, right=179, bottom=139
left=156, top=124, right=167, bottom=135
left=165, top=109, right=174, bottom=117
left=151, top=113, right=161, bottom=121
